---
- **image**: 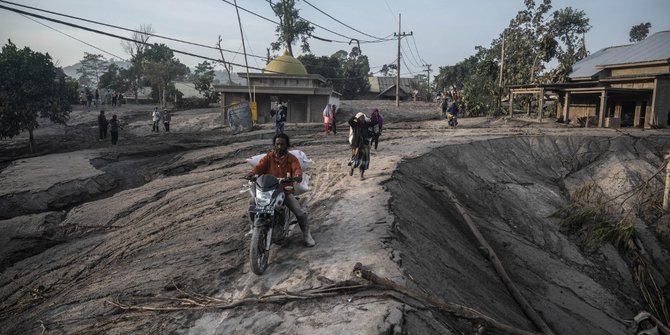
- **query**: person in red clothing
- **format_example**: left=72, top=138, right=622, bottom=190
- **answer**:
left=247, top=133, right=315, bottom=247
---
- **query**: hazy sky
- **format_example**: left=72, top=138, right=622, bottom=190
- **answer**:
left=1, top=0, right=668, bottom=77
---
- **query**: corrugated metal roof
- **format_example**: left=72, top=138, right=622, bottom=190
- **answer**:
left=569, top=30, right=670, bottom=79
left=368, top=76, right=414, bottom=95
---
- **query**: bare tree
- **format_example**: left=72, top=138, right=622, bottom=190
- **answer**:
left=122, top=23, right=154, bottom=58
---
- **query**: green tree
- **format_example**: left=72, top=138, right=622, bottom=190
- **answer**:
left=192, top=61, right=216, bottom=102
left=629, top=22, right=651, bottom=42
left=548, top=7, right=590, bottom=82
left=269, top=0, right=314, bottom=56
left=339, top=47, right=370, bottom=99
left=65, top=77, right=80, bottom=105
left=143, top=43, right=188, bottom=107
left=0, top=40, right=70, bottom=153
left=99, top=63, right=129, bottom=94
left=76, top=53, right=108, bottom=89
left=379, top=63, right=398, bottom=77
left=298, top=53, right=343, bottom=86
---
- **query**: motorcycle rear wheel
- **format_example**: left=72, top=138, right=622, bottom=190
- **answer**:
left=250, top=226, right=270, bottom=275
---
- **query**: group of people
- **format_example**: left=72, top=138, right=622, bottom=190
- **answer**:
left=80, top=89, right=123, bottom=109
left=97, top=110, right=122, bottom=145
left=152, top=107, right=172, bottom=132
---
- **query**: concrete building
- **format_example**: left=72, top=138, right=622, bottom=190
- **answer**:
left=213, top=51, right=338, bottom=124
left=509, top=30, right=670, bottom=128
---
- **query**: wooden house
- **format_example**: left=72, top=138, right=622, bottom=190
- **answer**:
left=362, top=76, right=415, bottom=100
left=509, top=30, right=670, bottom=128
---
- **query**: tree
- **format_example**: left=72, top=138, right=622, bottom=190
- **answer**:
left=123, top=24, right=154, bottom=103
left=99, top=63, right=130, bottom=94
left=143, top=43, right=188, bottom=107
left=0, top=40, right=70, bottom=153
left=629, top=22, right=651, bottom=42
left=379, top=64, right=398, bottom=77
left=298, top=53, right=343, bottom=86
left=76, top=53, right=108, bottom=89
left=192, top=61, right=216, bottom=102
left=269, top=0, right=314, bottom=56
left=122, top=23, right=153, bottom=59
left=339, top=47, right=370, bottom=99
left=548, top=7, right=590, bottom=82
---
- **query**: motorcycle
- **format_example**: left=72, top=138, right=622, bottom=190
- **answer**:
left=244, top=174, right=296, bottom=275
left=447, top=112, right=458, bottom=127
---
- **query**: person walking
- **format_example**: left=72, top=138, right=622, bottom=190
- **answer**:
left=86, top=90, right=93, bottom=108
left=322, top=104, right=332, bottom=135
left=109, top=114, right=122, bottom=145
left=370, top=108, right=384, bottom=150
left=271, top=101, right=287, bottom=134
left=79, top=91, right=86, bottom=108
left=246, top=133, right=315, bottom=247
left=152, top=107, right=161, bottom=132
left=97, top=110, right=108, bottom=140
left=331, top=104, right=338, bottom=135
left=163, top=109, right=172, bottom=132
left=348, top=112, right=377, bottom=180
left=94, top=89, right=99, bottom=107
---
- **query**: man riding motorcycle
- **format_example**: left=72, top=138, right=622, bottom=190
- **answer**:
left=246, top=133, right=315, bottom=247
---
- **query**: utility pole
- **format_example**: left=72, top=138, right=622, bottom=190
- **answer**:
left=423, top=63, right=432, bottom=92
left=394, top=13, right=412, bottom=107
left=499, top=30, right=506, bottom=116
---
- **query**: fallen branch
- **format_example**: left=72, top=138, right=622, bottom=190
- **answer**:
left=105, top=280, right=370, bottom=312
left=353, top=263, right=543, bottom=335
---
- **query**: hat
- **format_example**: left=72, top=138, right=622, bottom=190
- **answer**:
left=355, top=112, right=365, bottom=119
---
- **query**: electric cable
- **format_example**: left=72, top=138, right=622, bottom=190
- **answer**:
left=302, top=0, right=386, bottom=40
left=18, top=13, right=125, bottom=60
left=0, top=0, right=312, bottom=68
left=0, top=3, right=281, bottom=74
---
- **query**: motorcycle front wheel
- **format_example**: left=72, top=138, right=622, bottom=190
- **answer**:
left=250, top=225, right=270, bottom=275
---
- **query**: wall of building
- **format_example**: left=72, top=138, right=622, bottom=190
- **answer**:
left=609, top=81, right=655, bottom=89
left=611, top=65, right=670, bottom=77
left=569, top=95, right=598, bottom=120
left=309, top=96, right=330, bottom=123
left=652, top=78, right=670, bottom=127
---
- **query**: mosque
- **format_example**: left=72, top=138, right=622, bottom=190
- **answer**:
left=214, top=51, right=339, bottom=125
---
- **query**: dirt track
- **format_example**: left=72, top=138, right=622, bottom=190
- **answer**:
left=1, top=101, right=669, bottom=334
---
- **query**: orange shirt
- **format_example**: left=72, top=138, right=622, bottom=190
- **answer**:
left=251, top=152, right=302, bottom=192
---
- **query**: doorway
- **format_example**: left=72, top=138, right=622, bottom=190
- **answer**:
left=621, top=101, right=636, bottom=127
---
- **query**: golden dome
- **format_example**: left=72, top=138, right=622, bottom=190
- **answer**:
left=263, top=50, right=308, bottom=75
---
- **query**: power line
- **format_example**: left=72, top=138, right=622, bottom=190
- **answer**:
left=264, top=0, right=393, bottom=44
left=0, top=3, right=279, bottom=74
left=18, top=13, right=125, bottom=61
left=302, top=0, right=386, bottom=40
left=410, top=34, right=427, bottom=64
left=0, top=0, right=316, bottom=69
left=402, top=40, right=421, bottom=68
left=1, top=1, right=224, bottom=53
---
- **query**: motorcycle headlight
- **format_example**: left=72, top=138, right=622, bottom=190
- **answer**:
left=256, top=190, right=273, bottom=206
